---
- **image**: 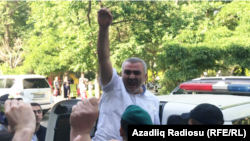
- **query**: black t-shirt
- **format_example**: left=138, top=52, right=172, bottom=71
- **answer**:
left=36, top=125, right=47, bottom=141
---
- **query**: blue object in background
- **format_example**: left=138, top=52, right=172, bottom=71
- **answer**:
left=228, top=84, right=250, bottom=92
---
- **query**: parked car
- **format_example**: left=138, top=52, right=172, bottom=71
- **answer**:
left=158, top=94, right=250, bottom=125
left=0, top=75, right=53, bottom=114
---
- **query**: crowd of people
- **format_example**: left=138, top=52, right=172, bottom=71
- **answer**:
left=52, top=73, right=93, bottom=103
left=0, top=7, right=224, bottom=141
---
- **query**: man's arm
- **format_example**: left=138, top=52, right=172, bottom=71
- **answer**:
left=4, top=100, right=36, bottom=141
left=70, top=98, right=99, bottom=141
left=12, top=129, right=34, bottom=141
left=97, top=8, right=113, bottom=85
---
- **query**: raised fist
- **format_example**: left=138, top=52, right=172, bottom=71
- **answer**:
left=5, top=100, right=36, bottom=133
left=70, top=98, right=99, bottom=135
left=98, top=8, right=113, bottom=28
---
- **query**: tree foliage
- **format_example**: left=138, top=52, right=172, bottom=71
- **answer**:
left=0, top=1, right=30, bottom=69
left=1, top=1, right=250, bottom=95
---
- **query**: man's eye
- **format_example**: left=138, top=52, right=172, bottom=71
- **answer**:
left=134, top=71, right=141, bottom=75
left=124, top=70, right=131, bottom=75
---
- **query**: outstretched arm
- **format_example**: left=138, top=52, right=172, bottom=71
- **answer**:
left=97, top=8, right=113, bottom=85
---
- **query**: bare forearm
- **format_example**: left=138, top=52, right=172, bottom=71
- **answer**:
left=12, top=129, right=33, bottom=141
left=97, top=27, right=113, bottom=85
left=70, top=130, right=91, bottom=141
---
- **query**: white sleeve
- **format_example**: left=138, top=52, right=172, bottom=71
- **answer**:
left=99, top=68, right=120, bottom=92
left=154, top=99, right=160, bottom=125
left=154, top=110, right=160, bottom=125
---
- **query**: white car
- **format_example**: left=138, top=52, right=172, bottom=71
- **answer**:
left=0, top=75, right=53, bottom=113
left=160, top=76, right=250, bottom=125
left=158, top=94, right=250, bottom=125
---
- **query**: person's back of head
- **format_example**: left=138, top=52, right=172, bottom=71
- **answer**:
left=0, top=130, right=14, bottom=141
left=30, top=102, right=42, bottom=110
left=120, top=105, right=153, bottom=141
left=181, top=103, right=224, bottom=125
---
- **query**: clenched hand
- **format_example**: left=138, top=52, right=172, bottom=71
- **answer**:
left=70, top=98, right=99, bottom=141
left=5, top=100, right=36, bottom=133
left=98, top=8, right=113, bottom=28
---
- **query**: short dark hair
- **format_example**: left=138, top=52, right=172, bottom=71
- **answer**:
left=30, top=103, right=42, bottom=110
left=0, top=130, right=14, bottom=141
left=122, top=57, right=147, bottom=74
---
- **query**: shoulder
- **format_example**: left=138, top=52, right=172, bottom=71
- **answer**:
left=145, top=90, right=159, bottom=100
left=40, top=125, right=47, bottom=131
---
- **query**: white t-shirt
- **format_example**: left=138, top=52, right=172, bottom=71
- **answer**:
left=92, top=68, right=160, bottom=141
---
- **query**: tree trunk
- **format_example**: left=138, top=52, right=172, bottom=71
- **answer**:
left=175, top=0, right=178, bottom=5
left=4, top=24, right=10, bottom=48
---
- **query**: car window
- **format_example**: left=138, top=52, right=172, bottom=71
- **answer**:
left=23, top=79, right=50, bottom=89
left=0, top=79, right=5, bottom=88
left=232, top=116, right=250, bottom=125
left=174, top=88, right=192, bottom=94
left=5, top=79, right=15, bottom=88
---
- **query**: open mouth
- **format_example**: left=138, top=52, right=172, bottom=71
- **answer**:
left=128, top=80, right=137, bottom=87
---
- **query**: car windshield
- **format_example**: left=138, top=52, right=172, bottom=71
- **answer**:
left=23, top=79, right=50, bottom=89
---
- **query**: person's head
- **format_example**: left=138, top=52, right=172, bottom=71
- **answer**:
left=64, top=76, right=68, bottom=81
left=30, top=103, right=43, bottom=125
left=55, top=76, right=58, bottom=81
left=121, top=57, right=147, bottom=94
left=81, top=73, right=84, bottom=78
left=0, top=130, right=13, bottom=141
left=181, top=103, right=224, bottom=125
left=120, top=105, right=153, bottom=140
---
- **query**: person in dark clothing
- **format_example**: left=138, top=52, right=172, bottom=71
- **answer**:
left=36, top=125, right=47, bottom=141
left=31, top=103, right=47, bottom=141
left=63, top=76, right=71, bottom=99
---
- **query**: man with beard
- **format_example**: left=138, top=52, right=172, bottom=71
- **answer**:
left=92, top=8, right=160, bottom=141
left=31, top=103, right=47, bottom=141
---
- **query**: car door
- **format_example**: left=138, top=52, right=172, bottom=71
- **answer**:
left=45, top=100, right=98, bottom=141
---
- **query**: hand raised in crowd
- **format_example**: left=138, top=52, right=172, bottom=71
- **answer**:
left=73, top=135, right=82, bottom=141
left=70, top=98, right=99, bottom=141
left=98, top=8, right=113, bottom=28
left=4, top=99, right=36, bottom=141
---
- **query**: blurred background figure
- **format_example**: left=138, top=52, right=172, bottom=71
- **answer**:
left=88, top=82, right=93, bottom=98
left=79, top=79, right=87, bottom=99
left=79, top=73, right=88, bottom=99
left=63, top=76, right=71, bottom=100
left=53, top=76, right=61, bottom=103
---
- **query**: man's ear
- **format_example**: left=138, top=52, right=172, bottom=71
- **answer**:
left=120, top=127, right=125, bottom=137
left=145, top=73, right=148, bottom=80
